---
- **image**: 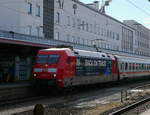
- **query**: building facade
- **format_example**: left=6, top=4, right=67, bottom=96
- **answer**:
left=124, top=20, right=150, bottom=56
left=0, top=0, right=43, bottom=37
left=0, top=0, right=149, bottom=56
left=48, top=0, right=136, bottom=53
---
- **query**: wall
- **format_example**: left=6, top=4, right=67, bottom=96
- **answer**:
left=0, top=0, right=43, bottom=37
left=53, top=0, right=134, bottom=52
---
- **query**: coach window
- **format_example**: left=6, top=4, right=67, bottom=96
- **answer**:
left=133, top=63, right=135, bottom=70
left=121, top=63, right=124, bottom=71
left=129, top=63, right=131, bottom=70
left=146, top=64, right=148, bottom=70
left=137, top=63, right=139, bottom=70
left=125, top=63, right=128, bottom=70
left=144, top=64, right=146, bottom=70
left=136, top=64, right=138, bottom=70
left=142, top=64, right=144, bottom=70
left=138, top=64, right=140, bottom=70
left=139, top=64, right=141, bottom=70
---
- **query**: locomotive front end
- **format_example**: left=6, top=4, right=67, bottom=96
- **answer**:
left=32, top=48, right=71, bottom=87
left=32, top=53, right=60, bottom=87
left=32, top=48, right=75, bottom=88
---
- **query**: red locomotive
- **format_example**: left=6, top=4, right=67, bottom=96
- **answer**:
left=32, top=48, right=150, bottom=88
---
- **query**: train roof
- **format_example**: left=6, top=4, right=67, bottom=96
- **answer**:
left=116, top=55, right=150, bottom=64
left=40, top=48, right=75, bottom=56
left=40, top=48, right=115, bottom=59
left=74, top=49, right=115, bottom=59
left=41, top=48, right=72, bottom=51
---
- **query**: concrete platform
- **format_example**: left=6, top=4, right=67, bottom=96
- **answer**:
left=0, top=82, right=31, bottom=89
left=0, top=82, right=33, bottom=104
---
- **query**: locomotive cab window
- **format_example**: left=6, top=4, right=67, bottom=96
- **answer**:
left=125, top=63, right=128, bottom=70
left=36, top=55, right=48, bottom=64
left=36, top=54, right=60, bottom=64
left=48, top=55, right=60, bottom=64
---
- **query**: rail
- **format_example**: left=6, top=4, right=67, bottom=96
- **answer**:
left=109, top=97, right=150, bottom=115
left=120, top=82, right=150, bottom=103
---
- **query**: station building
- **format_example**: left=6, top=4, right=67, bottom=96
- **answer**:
left=44, top=0, right=150, bottom=55
left=0, top=0, right=149, bottom=55
left=0, top=0, right=44, bottom=81
left=124, top=20, right=150, bottom=56
left=0, top=0, right=150, bottom=81
left=0, top=0, right=43, bottom=37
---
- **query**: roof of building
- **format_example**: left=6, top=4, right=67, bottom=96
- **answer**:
left=74, top=0, right=135, bottom=31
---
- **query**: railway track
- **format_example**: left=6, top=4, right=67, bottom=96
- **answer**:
left=109, top=97, right=150, bottom=115
left=0, top=79, right=150, bottom=114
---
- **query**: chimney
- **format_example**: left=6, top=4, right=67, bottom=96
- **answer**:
left=86, top=1, right=99, bottom=11
left=94, top=1, right=99, bottom=10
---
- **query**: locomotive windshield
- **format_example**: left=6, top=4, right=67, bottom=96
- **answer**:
left=36, top=54, right=60, bottom=64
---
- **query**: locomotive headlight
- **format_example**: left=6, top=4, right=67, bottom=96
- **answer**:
left=53, top=74, right=56, bottom=78
left=33, top=74, right=37, bottom=77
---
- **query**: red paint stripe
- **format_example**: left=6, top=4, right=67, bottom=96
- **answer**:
left=120, top=71, right=150, bottom=74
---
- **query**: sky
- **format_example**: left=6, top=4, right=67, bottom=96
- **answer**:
left=80, top=0, right=150, bottom=29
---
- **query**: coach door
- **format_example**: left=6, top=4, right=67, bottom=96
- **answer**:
left=66, top=57, right=75, bottom=76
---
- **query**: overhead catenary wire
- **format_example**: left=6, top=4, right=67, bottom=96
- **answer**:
left=125, top=0, right=150, bottom=17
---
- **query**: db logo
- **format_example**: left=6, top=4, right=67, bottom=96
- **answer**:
left=42, top=68, right=47, bottom=72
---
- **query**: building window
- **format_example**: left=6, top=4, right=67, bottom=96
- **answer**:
left=72, top=36, right=76, bottom=43
left=77, top=19, right=81, bottom=29
left=67, top=34, right=70, bottom=42
left=94, top=24, right=96, bottom=34
left=86, top=23, right=89, bottom=31
left=82, top=21, right=85, bottom=30
left=56, top=12, right=60, bottom=24
left=90, top=24, right=93, bottom=32
left=98, top=26, right=100, bottom=35
left=36, top=5, right=40, bottom=17
left=72, top=18, right=76, bottom=27
left=107, top=30, right=109, bottom=38
left=77, top=37, right=80, bottom=44
left=67, top=16, right=70, bottom=26
left=55, top=32, right=59, bottom=40
left=36, top=27, right=40, bottom=37
left=28, top=26, right=32, bottom=35
left=27, top=2, right=32, bottom=14
left=117, top=33, right=119, bottom=40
